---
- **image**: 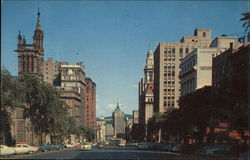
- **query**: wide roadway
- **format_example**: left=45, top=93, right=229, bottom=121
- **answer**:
left=9, top=146, right=226, bottom=160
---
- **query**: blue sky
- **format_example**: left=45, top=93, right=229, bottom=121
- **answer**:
left=2, top=1, right=248, bottom=117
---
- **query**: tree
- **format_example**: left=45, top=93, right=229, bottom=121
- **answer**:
left=1, top=68, right=24, bottom=145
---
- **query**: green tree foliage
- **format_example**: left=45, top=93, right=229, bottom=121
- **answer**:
left=1, top=68, right=24, bottom=145
left=1, top=69, right=82, bottom=145
left=130, top=124, right=145, bottom=142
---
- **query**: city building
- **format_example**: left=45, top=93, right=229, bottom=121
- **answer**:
left=154, top=29, right=212, bottom=113
left=105, top=124, right=114, bottom=140
left=212, top=43, right=249, bottom=93
left=132, top=110, right=139, bottom=125
left=125, top=118, right=133, bottom=141
left=58, top=64, right=86, bottom=127
left=42, top=58, right=68, bottom=85
left=15, top=9, right=44, bottom=79
left=96, top=118, right=106, bottom=142
left=180, top=35, right=242, bottom=97
left=112, top=103, right=126, bottom=137
left=84, top=78, right=96, bottom=129
left=138, top=48, right=154, bottom=126
left=179, top=48, right=217, bottom=96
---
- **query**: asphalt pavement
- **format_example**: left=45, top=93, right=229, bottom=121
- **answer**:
left=5, top=146, right=236, bottom=160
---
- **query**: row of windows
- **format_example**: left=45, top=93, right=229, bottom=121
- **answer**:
left=164, top=89, right=175, bottom=92
left=164, top=71, right=175, bottom=77
left=164, top=48, right=190, bottom=54
left=181, top=58, right=197, bottom=74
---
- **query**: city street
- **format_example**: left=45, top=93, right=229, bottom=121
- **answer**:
left=5, top=146, right=221, bottom=160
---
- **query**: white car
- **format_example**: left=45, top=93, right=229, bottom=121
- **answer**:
left=80, top=142, right=92, bottom=151
left=13, top=144, right=38, bottom=154
left=118, top=143, right=126, bottom=147
left=0, top=145, right=16, bottom=156
left=65, top=143, right=74, bottom=148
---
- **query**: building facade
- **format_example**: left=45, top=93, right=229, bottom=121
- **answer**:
left=84, top=78, right=96, bottom=129
left=179, top=48, right=217, bottom=96
left=59, top=64, right=86, bottom=127
left=112, top=103, right=126, bottom=137
left=154, top=29, right=212, bottom=113
left=132, top=110, right=139, bottom=125
left=138, top=48, right=154, bottom=126
left=96, top=118, right=106, bottom=142
left=15, top=10, right=44, bottom=79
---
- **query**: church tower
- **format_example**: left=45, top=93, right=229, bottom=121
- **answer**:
left=15, top=9, right=44, bottom=79
left=144, top=46, right=154, bottom=84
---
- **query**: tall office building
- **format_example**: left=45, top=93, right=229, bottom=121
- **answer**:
left=59, top=64, right=86, bottom=127
left=85, top=78, right=96, bottom=129
left=112, top=103, right=126, bottom=137
left=154, top=29, right=212, bottom=113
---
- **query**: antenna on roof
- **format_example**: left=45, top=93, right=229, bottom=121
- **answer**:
left=56, top=48, right=59, bottom=61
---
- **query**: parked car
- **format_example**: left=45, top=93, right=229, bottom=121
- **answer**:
left=137, top=142, right=153, bottom=150
left=195, top=145, right=231, bottom=156
left=162, top=144, right=173, bottom=151
left=97, top=142, right=105, bottom=148
left=37, top=144, right=51, bottom=152
left=0, top=145, right=16, bottom=156
left=13, top=143, right=38, bottom=154
left=118, top=143, right=126, bottom=147
left=65, top=143, right=75, bottom=148
left=80, top=142, right=92, bottom=151
left=151, top=143, right=165, bottom=150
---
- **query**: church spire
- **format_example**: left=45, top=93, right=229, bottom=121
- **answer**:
left=33, top=8, right=44, bottom=50
left=36, top=8, right=42, bottom=30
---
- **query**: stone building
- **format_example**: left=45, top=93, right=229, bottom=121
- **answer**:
left=11, top=9, right=46, bottom=144
left=59, top=64, right=86, bottom=127
left=179, top=35, right=242, bottom=97
left=179, top=48, right=217, bottom=96
left=96, top=118, right=106, bottom=142
left=138, top=48, right=154, bottom=126
left=112, top=103, right=126, bottom=137
left=132, top=110, right=139, bottom=125
left=153, top=29, right=212, bottom=113
left=84, top=78, right=96, bottom=129
left=15, top=9, right=44, bottom=79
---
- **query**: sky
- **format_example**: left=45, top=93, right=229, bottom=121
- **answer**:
left=2, top=0, right=249, bottom=117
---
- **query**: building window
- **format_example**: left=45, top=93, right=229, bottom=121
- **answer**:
left=203, top=32, right=206, bottom=37
left=179, top=48, right=183, bottom=54
left=185, top=48, right=189, bottom=54
left=172, top=48, right=175, bottom=54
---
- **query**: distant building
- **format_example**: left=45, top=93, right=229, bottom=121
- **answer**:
left=138, top=48, right=154, bottom=126
left=154, top=29, right=212, bottom=113
left=132, top=110, right=139, bottom=125
left=84, top=78, right=96, bottom=129
left=125, top=118, right=133, bottom=141
left=105, top=124, right=114, bottom=137
left=112, top=103, right=126, bottom=137
left=96, top=118, right=106, bottom=142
